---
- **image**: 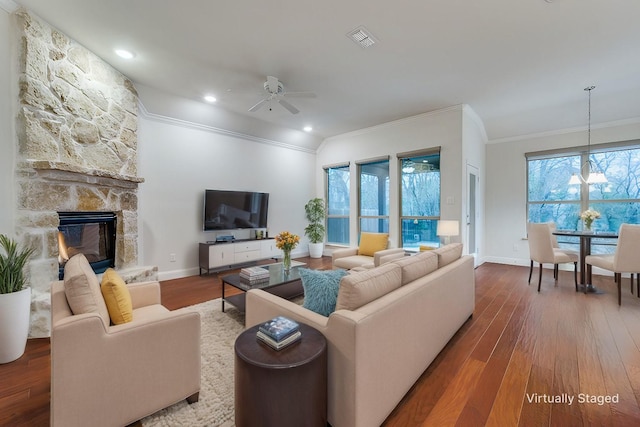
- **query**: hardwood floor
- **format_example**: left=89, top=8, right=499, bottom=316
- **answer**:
left=2, top=258, right=640, bottom=426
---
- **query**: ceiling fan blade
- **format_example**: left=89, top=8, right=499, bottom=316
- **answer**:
left=283, top=91, right=316, bottom=98
left=249, top=99, right=268, bottom=112
left=278, top=99, right=299, bottom=114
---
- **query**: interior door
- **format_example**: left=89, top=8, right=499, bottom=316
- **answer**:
left=467, top=164, right=479, bottom=265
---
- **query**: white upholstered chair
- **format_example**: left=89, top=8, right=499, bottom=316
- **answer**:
left=585, top=223, right=640, bottom=305
left=527, top=222, right=578, bottom=292
left=548, top=222, right=579, bottom=280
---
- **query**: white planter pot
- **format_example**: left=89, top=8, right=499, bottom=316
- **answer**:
left=308, top=242, right=324, bottom=258
left=0, top=287, right=31, bottom=364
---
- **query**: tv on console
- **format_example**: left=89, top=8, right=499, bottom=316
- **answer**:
left=203, top=189, right=269, bottom=231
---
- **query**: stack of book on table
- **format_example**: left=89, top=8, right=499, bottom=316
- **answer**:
left=240, top=266, right=270, bottom=284
left=257, top=316, right=301, bottom=350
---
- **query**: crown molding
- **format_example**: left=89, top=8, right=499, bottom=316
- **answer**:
left=138, top=102, right=317, bottom=154
left=488, top=116, right=640, bottom=145
left=0, top=0, right=18, bottom=13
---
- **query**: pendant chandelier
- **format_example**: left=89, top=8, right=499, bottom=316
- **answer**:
left=569, top=86, right=608, bottom=185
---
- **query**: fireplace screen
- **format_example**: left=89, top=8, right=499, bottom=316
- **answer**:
left=58, top=212, right=117, bottom=279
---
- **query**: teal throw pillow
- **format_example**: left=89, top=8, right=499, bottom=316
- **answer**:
left=300, top=268, right=348, bottom=316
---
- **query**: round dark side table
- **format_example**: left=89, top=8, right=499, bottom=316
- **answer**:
left=234, top=322, right=327, bottom=427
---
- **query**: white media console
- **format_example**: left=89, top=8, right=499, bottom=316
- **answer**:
left=198, top=238, right=281, bottom=275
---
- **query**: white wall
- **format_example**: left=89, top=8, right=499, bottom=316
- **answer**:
left=485, top=120, right=640, bottom=266
left=138, top=104, right=316, bottom=280
left=316, top=106, right=465, bottom=248
left=0, top=8, right=14, bottom=235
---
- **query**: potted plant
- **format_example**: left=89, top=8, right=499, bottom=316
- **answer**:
left=304, top=198, right=326, bottom=258
left=0, top=234, right=34, bottom=364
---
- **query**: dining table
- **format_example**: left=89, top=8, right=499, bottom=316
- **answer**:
left=552, top=229, right=619, bottom=293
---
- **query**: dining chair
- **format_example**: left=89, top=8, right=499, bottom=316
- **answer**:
left=527, top=222, right=579, bottom=292
left=585, top=223, right=640, bottom=305
left=548, top=222, right=579, bottom=280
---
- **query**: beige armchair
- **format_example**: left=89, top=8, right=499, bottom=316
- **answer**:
left=585, top=223, right=640, bottom=305
left=332, top=232, right=404, bottom=269
left=51, top=274, right=201, bottom=426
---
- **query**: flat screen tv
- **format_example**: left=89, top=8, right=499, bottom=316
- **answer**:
left=203, top=189, right=269, bottom=231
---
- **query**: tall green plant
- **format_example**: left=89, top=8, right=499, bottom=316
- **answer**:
left=0, top=234, right=34, bottom=294
left=304, top=198, right=326, bottom=244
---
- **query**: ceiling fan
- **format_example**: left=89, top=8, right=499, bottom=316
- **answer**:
left=249, top=76, right=316, bottom=114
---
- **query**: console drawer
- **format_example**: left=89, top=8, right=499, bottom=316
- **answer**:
left=235, top=241, right=261, bottom=253
left=235, top=250, right=261, bottom=263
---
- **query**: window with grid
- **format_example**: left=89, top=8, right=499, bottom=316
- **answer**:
left=325, top=163, right=350, bottom=245
left=527, top=143, right=640, bottom=253
left=358, top=158, right=390, bottom=234
left=398, top=148, right=441, bottom=250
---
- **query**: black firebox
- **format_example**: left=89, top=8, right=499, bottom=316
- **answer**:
left=58, top=211, right=117, bottom=279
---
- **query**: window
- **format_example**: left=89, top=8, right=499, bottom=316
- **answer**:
left=325, top=164, right=350, bottom=245
left=527, top=143, right=640, bottom=253
left=527, top=154, right=581, bottom=229
left=358, top=158, right=389, bottom=234
left=398, top=149, right=441, bottom=250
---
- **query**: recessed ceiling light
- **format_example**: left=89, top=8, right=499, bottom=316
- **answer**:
left=115, top=49, right=135, bottom=59
left=303, top=126, right=313, bottom=132
left=204, top=95, right=217, bottom=103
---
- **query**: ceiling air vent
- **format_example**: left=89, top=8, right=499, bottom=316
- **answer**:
left=347, top=26, right=377, bottom=48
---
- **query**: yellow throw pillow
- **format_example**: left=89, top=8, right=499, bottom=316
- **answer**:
left=100, top=268, right=133, bottom=325
left=357, top=232, right=389, bottom=257
left=419, top=245, right=436, bottom=251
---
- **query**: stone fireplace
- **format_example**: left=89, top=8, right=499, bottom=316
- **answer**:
left=13, top=11, right=155, bottom=337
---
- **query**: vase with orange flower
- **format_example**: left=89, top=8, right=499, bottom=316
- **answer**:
left=275, top=231, right=300, bottom=272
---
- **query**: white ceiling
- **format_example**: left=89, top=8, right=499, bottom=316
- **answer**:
left=10, top=0, right=640, bottom=149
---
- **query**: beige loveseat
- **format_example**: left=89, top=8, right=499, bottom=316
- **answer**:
left=50, top=255, right=201, bottom=427
left=246, top=243, right=475, bottom=427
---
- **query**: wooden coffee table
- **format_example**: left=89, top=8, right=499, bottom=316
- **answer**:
left=220, top=261, right=305, bottom=313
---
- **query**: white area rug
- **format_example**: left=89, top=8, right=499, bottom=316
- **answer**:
left=141, top=299, right=244, bottom=427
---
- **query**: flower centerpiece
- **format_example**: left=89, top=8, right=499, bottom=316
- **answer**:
left=275, top=231, right=300, bottom=271
left=580, top=209, right=601, bottom=231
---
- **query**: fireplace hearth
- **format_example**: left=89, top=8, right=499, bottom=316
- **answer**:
left=58, top=212, right=117, bottom=279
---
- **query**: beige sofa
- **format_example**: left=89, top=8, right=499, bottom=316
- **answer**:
left=246, top=243, right=475, bottom=427
left=50, top=262, right=201, bottom=427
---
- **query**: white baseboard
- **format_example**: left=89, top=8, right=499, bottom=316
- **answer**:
left=158, top=267, right=200, bottom=281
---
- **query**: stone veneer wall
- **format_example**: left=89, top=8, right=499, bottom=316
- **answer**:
left=13, top=10, right=151, bottom=337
